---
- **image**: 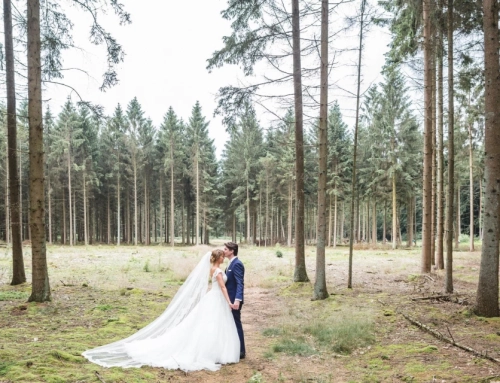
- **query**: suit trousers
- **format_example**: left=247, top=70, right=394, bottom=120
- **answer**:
left=232, top=303, right=246, bottom=356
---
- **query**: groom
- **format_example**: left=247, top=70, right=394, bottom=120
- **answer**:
left=224, top=241, right=246, bottom=359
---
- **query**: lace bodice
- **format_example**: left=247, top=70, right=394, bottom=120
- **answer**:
left=211, top=268, right=227, bottom=284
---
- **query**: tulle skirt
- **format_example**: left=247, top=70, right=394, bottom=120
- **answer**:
left=123, top=286, right=240, bottom=371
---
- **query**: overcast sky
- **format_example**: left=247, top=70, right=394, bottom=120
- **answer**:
left=42, top=0, right=391, bottom=158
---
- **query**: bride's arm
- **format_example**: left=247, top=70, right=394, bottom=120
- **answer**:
left=215, top=273, right=232, bottom=307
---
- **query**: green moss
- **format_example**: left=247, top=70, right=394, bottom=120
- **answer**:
left=484, top=333, right=500, bottom=341
left=0, top=290, right=29, bottom=301
left=417, top=345, right=438, bottom=353
left=94, top=304, right=113, bottom=311
left=279, top=282, right=313, bottom=297
left=367, top=358, right=390, bottom=371
left=404, top=361, right=426, bottom=374
left=407, top=274, right=418, bottom=282
left=8, top=371, right=39, bottom=381
left=49, top=350, right=85, bottom=363
left=44, top=375, right=67, bottom=383
left=0, top=362, right=13, bottom=376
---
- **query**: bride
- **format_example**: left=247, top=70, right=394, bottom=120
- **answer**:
left=82, top=249, right=240, bottom=371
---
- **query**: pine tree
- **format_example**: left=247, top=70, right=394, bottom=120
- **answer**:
left=327, top=102, right=352, bottom=247
left=126, top=98, right=146, bottom=245
left=159, top=107, right=182, bottom=246
left=51, top=99, right=83, bottom=246
left=77, top=105, right=100, bottom=245
left=222, top=103, right=264, bottom=244
left=186, top=102, right=211, bottom=245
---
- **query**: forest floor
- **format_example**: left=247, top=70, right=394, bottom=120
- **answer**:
left=0, top=240, right=499, bottom=383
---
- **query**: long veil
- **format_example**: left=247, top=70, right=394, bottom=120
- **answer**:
left=82, top=251, right=212, bottom=368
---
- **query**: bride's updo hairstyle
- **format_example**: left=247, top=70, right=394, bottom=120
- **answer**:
left=210, top=249, right=224, bottom=264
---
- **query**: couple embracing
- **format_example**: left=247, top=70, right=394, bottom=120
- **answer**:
left=82, top=242, right=245, bottom=372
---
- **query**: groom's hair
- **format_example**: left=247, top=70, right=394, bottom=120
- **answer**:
left=224, top=241, right=238, bottom=256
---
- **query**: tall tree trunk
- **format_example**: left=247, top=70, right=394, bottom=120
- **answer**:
left=364, top=201, right=368, bottom=243
left=27, top=0, right=50, bottom=302
left=437, top=29, right=445, bottom=269
left=232, top=210, right=236, bottom=243
left=476, top=0, right=500, bottom=316
left=313, top=0, right=329, bottom=300
left=479, top=177, right=483, bottom=239
left=170, top=152, right=175, bottom=247
left=107, top=190, right=110, bottom=244
left=468, top=122, right=474, bottom=251
left=48, top=176, right=52, bottom=244
left=247, top=180, right=251, bottom=244
left=265, top=174, right=269, bottom=246
left=73, top=190, right=76, bottom=243
left=252, top=203, right=257, bottom=245
left=348, top=0, right=366, bottom=288
left=83, top=171, right=88, bottom=245
left=181, top=194, right=185, bottom=244
left=445, top=0, right=455, bottom=293
left=328, top=194, right=332, bottom=247
left=372, top=200, right=377, bottom=245
left=383, top=200, right=386, bottom=243
left=196, top=151, right=200, bottom=245
left=133, top=155, right=138, bottom=245
left=5, top=154, right=9, bottom=245
left=19, top=143, right=22, bottom=241
left=455, top=184, right=460, bottom=250
left=63, top=188, right=66, bottom=244
left=117, top=169, right=120, bottom=246
left=159, top=174, right=163, bottom=244
left=186, top=196, right=191, bottom=245
left=407, top=197, right=413, bottom=247
left=4, top=0, right=25, bottom=284
left=334, top=194, right=338, bottom=247
left=292, top=0, right=308, bottom=282
left=287, top=181, right=292, bottom=246
left=67, top=149, right=72, bottom=246
left=421, top=0, right=433, bottom=273
left=144, top=175, right=148, bottom=245
left=392, top=168, right=397, bottom=250
left=431, top=49, right=437, bottom=265
left=341, top=201, right=345, bottom=242
left=166, top=192, right=169, bottom=243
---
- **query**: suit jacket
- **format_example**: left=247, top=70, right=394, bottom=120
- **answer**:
left=225, top=257, right=244, bottom=303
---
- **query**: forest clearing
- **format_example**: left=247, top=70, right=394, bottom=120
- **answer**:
left=1, top=241, right=499, bottom=383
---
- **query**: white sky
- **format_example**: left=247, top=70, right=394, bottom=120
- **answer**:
left=41, top=0, right=392, bottom=158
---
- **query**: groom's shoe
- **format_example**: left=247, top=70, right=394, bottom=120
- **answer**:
left=240, top=353, right=246, bottom=359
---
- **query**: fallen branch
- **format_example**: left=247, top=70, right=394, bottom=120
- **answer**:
left=423, top=275, right=435, bottom=282
left=401, top=312, right=500, bottom=364
left=411, top=295, right=452, bottom=301
left=411, top=295, right=470, bottom=305
left=411, top=295, right=458, bottom=302
left=481, top=375, right=500, bottom=382
left=95, top=371, right=106, bottom=383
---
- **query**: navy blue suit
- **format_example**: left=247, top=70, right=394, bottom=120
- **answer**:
left=226, top=257, right=245, bottom=356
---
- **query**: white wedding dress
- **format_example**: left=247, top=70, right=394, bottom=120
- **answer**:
left=82, top=252, right=240, bottom=371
